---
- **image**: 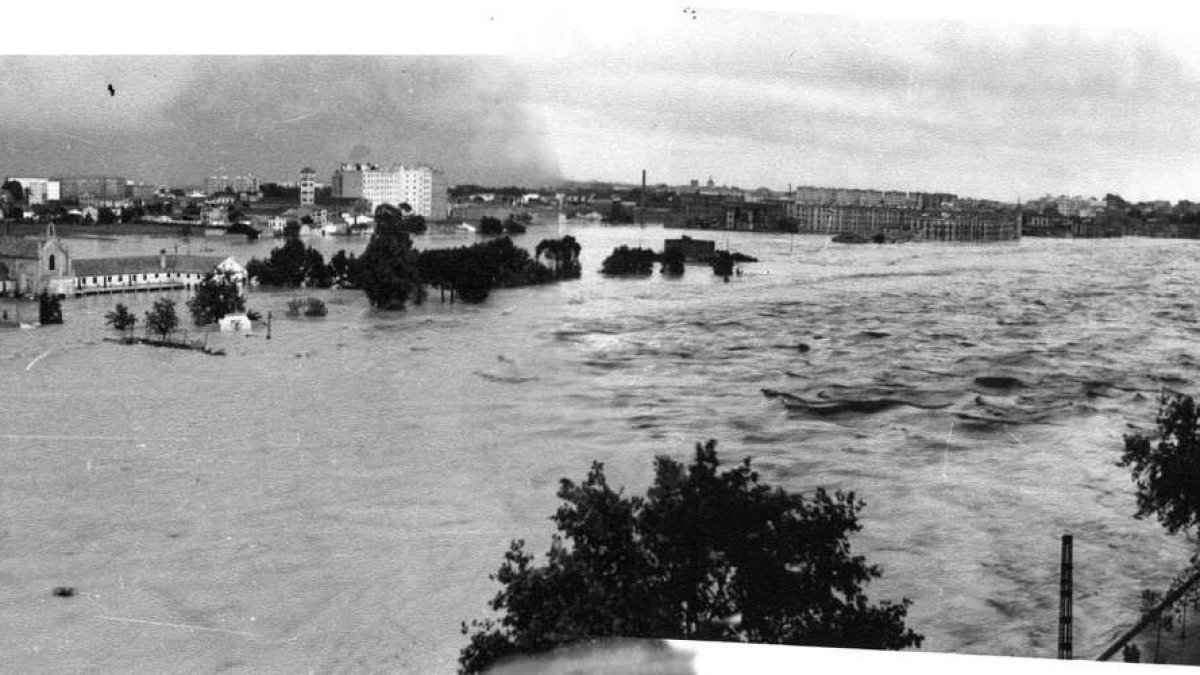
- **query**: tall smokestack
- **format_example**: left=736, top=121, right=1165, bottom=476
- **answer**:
left=640, top=169, right=646, bottom=226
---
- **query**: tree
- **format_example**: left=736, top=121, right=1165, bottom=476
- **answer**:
left=459, top=440, right=922, bottom=674
left=305, top=246, right=333, bottom=288
left=479, top=216, right=505, bottom=236
left=356, top=224, right=424, bottom=310
left=105, top=303, right=137, bottom=336
left=330, top=250, right=354, bottom=287
left=1119, top=392, right=1200, bottom=534
left=661, top=247, right=686, bottom=276
left=535, top=236, right=582, bottom=279
left=600, top=246, right=656, bottom=275
left=97, top=207, right=117, bottom=225
left=186, top=270, right=246, bottom=325
left=37, top=291, right=63, bottom=324
left=144, top=297, right=179, bottom=341
left=711, top=250, right=735, bottom=277
left=1, top=179, right=24, bottom=205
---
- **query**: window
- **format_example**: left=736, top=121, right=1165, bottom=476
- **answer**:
left=48, top=254, right=55, bottom=271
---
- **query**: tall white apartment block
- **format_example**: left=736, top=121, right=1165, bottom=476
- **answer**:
left=331, top=163, right=445, bottom=218
left=6, top=178, right=61, bottom=205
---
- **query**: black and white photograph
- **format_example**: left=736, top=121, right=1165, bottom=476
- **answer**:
left=3, top=2, right=1200, bottom=672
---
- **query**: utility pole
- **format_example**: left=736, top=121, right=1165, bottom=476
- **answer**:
left=1059, top=534, right=1074, bottom=660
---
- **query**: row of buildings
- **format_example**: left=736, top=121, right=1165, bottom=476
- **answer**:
left=0, top=226, right=244, bottom=297
left=675, top=190, right=1021, bottom=242
left=7, top=175, right=161, bottom=207
left=6, top=162, right=450, bottom=220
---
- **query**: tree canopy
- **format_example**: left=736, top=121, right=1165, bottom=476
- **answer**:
left=1120, top=391, right=1200, bottom=534
left=186, top=270, right=246, bottom=326
left=459, top=440, right=922, bottom=674
left=105, top=303, right=137, bottom=335
left=144, top=297, right=179, bottom=341
left=600, top=246, right=656, bottom=275
left=535, top=236, right=582, bottom=280
left=356, top=224, right=424, bottom=310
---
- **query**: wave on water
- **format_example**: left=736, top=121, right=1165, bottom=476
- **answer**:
left=474, top=371, right=539, bottom=384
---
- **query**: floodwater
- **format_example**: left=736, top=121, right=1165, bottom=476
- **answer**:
left=1, top=225, right=1197, bottom=671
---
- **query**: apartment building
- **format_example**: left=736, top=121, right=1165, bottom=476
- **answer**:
left=331, top=163, right=446, bottom=218
left=53, top=175, right=127, bottom=203
left=5, top=178, right=61, bottom=205
left=205, top=174, right=260, bottom=196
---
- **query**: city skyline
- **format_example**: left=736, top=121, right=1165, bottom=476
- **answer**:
left=4, top=7, right=1200, bottom=202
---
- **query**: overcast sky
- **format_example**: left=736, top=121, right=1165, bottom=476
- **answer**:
left=4, top=4, right=1200, bottom=201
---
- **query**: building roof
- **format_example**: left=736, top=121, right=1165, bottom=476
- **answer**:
left=0, top=237, right=42, bottom=259
left=74, top=255, right=225, bottom=277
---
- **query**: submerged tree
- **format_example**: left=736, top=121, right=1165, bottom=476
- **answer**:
left=187, top=270, right=246, bottom=326
left=37, top=290, right=63, bottom=324
left=535, top=236, right=582, bottom=279
left=459, top=440, right=922, bottom=674
left=356, top=223, right=425, bottom=310
left=660, top=247, right=686, bottom=276
left=144, top=297, right=179, bottom=341
left=104, top=302, right=137, bottom=336
left=600, top=246, right=656, bottom=275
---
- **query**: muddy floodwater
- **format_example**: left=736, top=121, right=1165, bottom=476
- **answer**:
left=1, top=226, right=1196, bottom=671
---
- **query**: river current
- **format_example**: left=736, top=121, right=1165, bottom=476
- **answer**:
left=1, top=225, right=1196, bottom=671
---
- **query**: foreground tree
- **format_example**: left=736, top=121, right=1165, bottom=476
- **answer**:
left=1119, top=392, right=1200, bottom=534
left=459, top=440, right=922, bottom=674
left=186, top=270, right=246, bottom=325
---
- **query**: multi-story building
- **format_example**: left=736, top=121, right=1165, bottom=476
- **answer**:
left=205, top=174, right=260, bottom=196
left=53, top=175, right=127, bottom=204
left=299, top=167, right=316, bottom=206
left=125, top=181, right=159, bottom=201
left=5, top=178, right=61, bottom=205
left=331, top=163, right=446, bottom=218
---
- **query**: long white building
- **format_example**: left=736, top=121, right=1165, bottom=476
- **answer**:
left=331, top=163, right=446, bottom=218
left=5, top=177, right=61, bottom=205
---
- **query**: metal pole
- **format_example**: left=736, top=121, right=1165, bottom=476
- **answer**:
left=266, top=311, right=272, bottom=340
left=1059, top=534, right=1073, bottom=659
left=1097, top=568, right=1200, bottom=661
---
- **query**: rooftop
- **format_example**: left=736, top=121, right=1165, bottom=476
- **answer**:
left=0, top=237, right=43, bottom=259
left=74, top=254, right=226, bottom=277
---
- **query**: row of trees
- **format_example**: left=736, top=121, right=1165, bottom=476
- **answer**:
left=246, top=205, right=584, bottom=309
left=105, top=298, right=179, bottom=341
left=599, top=246, right=754, bottom=277
left=104, top=270, right=250, bottom=339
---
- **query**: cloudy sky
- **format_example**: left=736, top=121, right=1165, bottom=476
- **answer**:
left=4, top=4, right=1200, bottom=201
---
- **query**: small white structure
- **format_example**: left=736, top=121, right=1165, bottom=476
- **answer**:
left=218, top=313, right=253, bottom=333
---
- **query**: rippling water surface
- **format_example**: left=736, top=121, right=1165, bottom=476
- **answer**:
left=1, top=225, right=1197, bottom=671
